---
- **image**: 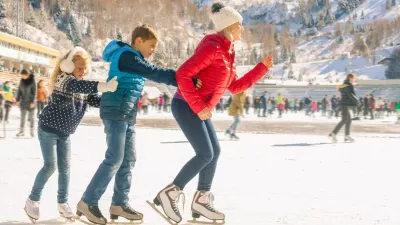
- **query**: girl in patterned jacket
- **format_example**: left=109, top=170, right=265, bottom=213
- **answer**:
left=24, top=47, right=118, bottom=223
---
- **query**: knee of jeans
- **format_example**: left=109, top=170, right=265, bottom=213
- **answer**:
left=104, top=156, right=124, bottom=171
left=198, top=151, right=214, bottom=164
left=58, top=161, right=71, bottom=173
left=121, top=156, right=136, bottom=170
left=43, top=162, right=57, bottom=174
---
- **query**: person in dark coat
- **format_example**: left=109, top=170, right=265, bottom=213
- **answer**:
left=363, top=94, right=369, bottom=119
left=16, top=69, right=36, bottom=137
left=329, top=74, right=360, bottom=143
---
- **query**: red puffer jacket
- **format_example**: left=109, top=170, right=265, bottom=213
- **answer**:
left=176, top=33, right=269, bottom=114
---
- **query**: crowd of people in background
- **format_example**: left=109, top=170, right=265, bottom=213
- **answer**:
left=216, top=92, right=400, bottom=120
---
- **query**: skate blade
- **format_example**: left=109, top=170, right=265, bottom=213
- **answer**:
left=74, top=215, right=104, bottom=225
left=187, top=218, right=225, bottom=224
left=24, top=207, right=38, bottom=224
left=146, top=200, right=178, bottom=225
left=59, top=213, right=76, bottom=223
left=108, top=219, right=144, bottom=224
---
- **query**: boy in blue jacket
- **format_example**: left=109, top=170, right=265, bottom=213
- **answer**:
left=77, top=24, right=184, bottom=224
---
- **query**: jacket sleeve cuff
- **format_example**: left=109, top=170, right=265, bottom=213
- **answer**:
left=192, top=102, right=208, bottom=114
left=255, top=62, right=269, bottom=75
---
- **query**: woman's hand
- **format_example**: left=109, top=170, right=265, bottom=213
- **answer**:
left=262, top=56, right=273, bottom=68
left=197, top=107, right=212, bottom=120
left=193, top=78, right=203, bottom=90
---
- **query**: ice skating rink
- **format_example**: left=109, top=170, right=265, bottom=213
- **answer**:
left=0, top=125, right=400, bottom=225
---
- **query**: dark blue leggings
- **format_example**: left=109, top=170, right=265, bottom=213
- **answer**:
left=172, top=98, right=221, bottom=191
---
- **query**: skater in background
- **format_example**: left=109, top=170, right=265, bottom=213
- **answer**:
left=244, top=94, right=250, bottom=114
left=140, top=92, right=150, bottom=114
left=311, top=100, right=318, bottom=118
left=16, top=69, right=36, bottom=137
left=225, top=91, right=246, bottom=140
left=363, top=94, right=369, bottom=119
left=278, top=97, right=285, bottom=118
left=152, top=3, right=273, bottom=223
left=36, top=80, right=48, bottom=118
left=369, top=94, right=376, bottom=120
left=259, top=92, right=267, bottom=117
left=327, top=101, right=333, bottom=118
left=24, top=47, right=118, bottom=223
left=0, top=81, right=15, bottom=124
left=329, top=74, right=360, bottom=143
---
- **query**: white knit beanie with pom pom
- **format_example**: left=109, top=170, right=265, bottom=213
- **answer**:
left=210, top=2, right=243, bottom=32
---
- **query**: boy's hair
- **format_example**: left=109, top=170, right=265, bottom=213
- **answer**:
left=131, top=24, right=158, bottom=45
left=347, top=73, right=355, bottom=80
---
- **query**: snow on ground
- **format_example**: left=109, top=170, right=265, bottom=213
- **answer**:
left=1, top=125, right=400, bottom=225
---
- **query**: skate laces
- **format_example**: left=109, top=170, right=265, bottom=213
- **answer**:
left=58, top=203, right=73, bottom=214
left=89, top=206, right=105, bottom=219
left=123, top=205, right=140, bottom=215
left=202, top=192, right=218, bottom=213
left=171, top=190, right=185, bottom=214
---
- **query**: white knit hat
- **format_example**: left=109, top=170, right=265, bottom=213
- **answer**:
left=210, top=3, right=243, bottom=32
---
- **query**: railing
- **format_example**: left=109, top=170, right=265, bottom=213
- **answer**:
left=0, top=71, right=49, bottom=85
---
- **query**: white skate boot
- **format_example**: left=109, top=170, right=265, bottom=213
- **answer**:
left=328, top=133, right=337, bottom=143
left=344, top=135, right=355, bottom=143
left=24, top=198, right=39, bottom=223
left=190, top=191, right=225, bottom=223
left=150, top=184, right=185, bottom=223
left=58, top=203, right=75, bottom=221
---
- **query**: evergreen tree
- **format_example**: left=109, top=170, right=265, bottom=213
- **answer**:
left=309, top=15, right=315, bottom=28
left=353, top=12, right=358, bottom=19
left=274, top=30, right=280, bottom=45
left=316, top=12, right=325, bottom=29
left=392, top=0, right=396, bottom=6
left=290, top=52, right=297, bottom=63
left=86, top=23, right=92, bottom=37
left=338, top=35, right=344, bottom=44
left=29, top=0, right=41, bottom=9
left=53, top=0, right=62, bottom=22
left=297, top=73, right=303, bottom=82
left=69, top=15, right=82, bottom=45
left=387, top=0, right=392, bottom=9
left=66, top=23, right=73, bottom=42
left=385, top=48, right=400, bottom=79
left=288, top=68, right=295, bottom=80
left=26, top=6, right=37, bottom=27
left=324, top=9, right=335, bottom=25
left=0, top=0, right=5, bottom=19
left=336, top=0, right=350, bottom=18
left=116, top=29, right=123, bottom=40
left=280, top=47, right=289, bottom=62
left=361, top=10, right=365, bottom=19
left=335, top=23, right=343, bottom=37
left=250, top=48, right=258, bottom=65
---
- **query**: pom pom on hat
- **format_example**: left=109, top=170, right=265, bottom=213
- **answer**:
left=210, top=2, right=243, bottom=32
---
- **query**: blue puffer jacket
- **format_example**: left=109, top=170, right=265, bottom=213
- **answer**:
left=100, top=40, right=177, bottom=123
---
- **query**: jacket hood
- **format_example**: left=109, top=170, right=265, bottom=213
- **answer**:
left=102, top=40, right=132, bottom=62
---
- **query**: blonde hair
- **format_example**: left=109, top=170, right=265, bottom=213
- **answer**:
left=49, top=50, right=91, bottom=95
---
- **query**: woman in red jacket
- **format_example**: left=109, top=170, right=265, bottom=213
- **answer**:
left=152, top=2, right=273, bottom=223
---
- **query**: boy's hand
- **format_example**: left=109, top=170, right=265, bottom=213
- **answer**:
left=30, top=103, right=35, bottom=109
left=197, top=107, right=212, bottom=120
left=196, top=78, right=202, bottom=90
left=262, top=56, right=273, bottom=68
